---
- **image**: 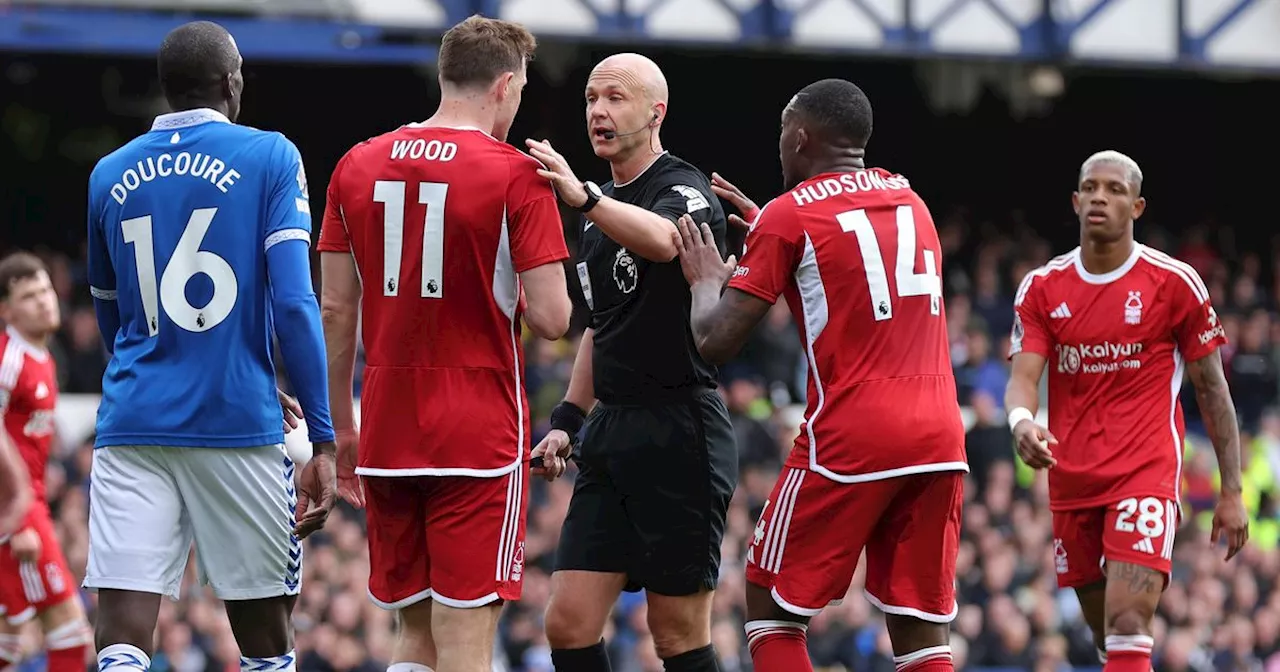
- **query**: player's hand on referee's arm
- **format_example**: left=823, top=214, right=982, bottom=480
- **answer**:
left=524, top=139, right=589, bottom=208
left=294, top=441, right=338, bottom=539
left=709, top=172, right=759, bottom=230
left=673, top=214, right=737, bottom=289
left=1010, top=417, right=1058, bottom=470
left=278, top=388, right=303, bottom=434
left=335, top=428, right=364, bottom=508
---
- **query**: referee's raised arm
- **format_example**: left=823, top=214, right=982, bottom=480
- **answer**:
left=535, top=52, right=738, bottom=672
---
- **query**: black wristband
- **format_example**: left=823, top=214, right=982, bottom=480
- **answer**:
left=549, top=401, right=587, bottom=439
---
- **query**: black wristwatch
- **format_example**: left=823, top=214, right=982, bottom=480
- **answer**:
left=577, top=181, right=603, bottom=213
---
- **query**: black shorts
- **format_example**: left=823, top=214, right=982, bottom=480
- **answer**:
left=555, top=389, right=738, bottom=596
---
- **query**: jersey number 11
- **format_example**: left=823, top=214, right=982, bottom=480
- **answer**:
left=374, top=180, right=448, bottom=299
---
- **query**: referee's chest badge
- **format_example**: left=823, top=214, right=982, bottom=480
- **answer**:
left=613, top=248, right=639, bottom=294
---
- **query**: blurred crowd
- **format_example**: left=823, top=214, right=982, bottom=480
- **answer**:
left=11, top=215, right=1280, bottom=672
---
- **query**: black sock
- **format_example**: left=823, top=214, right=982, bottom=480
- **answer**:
left=662, top=644, right=722, bottom=672
left=551, top=639, right=612, bottom=672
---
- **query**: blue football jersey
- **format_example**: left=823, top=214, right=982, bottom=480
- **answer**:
left=87, top=108, right=313, bottom=448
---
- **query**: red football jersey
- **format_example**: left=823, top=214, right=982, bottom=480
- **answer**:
left=317, top=125, right=569, bottom=476
left=727, top=169, right=967, bottom=483
left=1011, top=244, right=1225, bottom=510
left=0, top=328, right=57, bottom=518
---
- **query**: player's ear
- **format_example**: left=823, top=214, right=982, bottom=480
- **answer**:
left=1071, top=190, right=1081, bottom=215
left=494, top=71, right=516, bottom=101
left=1131, top=196, right=1146, bottom=220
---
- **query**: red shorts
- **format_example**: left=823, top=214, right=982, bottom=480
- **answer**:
left=363, top=468, right=527, bottom=609
left=0, top=507, right=76, bottom=624
left=1052, top=496, right=1180, bottom=589
left=745, top=468, right=963, bottom=621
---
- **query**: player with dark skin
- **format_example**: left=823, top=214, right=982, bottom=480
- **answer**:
left=672, top=87, right=952, bottom=660
left=1004, top=157, right=1249, bottom=663
left=94, top=19, right=338, bottom=666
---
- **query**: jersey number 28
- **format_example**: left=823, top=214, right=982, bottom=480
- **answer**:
left=122, top=208, right=237, bottom=336
left=836, top=205, right=942, bottom=322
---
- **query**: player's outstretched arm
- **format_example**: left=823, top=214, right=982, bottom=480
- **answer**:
left=525, top=139, right=679, bottom=262
left=1187, top=350, right=1249, bottom=559
left=673, top=215, right=767, bottom=365
left=1005, top=352, right=1058, bottom=469
left=520, top=262, right=571, bottom=340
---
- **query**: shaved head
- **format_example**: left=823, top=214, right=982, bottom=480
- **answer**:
left=157, top=20, right=244, bottom=118
left=590, top=52, right=669, bottom=105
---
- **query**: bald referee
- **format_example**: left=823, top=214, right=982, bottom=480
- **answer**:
left=526, top=53, right=736, bottom=672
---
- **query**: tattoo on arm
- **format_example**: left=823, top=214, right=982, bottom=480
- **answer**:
left=690, top=287, right=771, bottom=365
left=1187, top=350, right=1243, bottom=493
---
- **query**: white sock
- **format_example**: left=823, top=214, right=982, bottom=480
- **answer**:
left=387, top=663, right=434, bottom=672
left=98, top=643, right=151, bottom=672
left=240, top=650, right=297, bottom=672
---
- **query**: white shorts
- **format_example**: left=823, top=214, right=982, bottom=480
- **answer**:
left=84, top=444, right=301, bottom=601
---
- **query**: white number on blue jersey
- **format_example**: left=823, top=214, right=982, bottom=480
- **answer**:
left=121, top=207, right=238, bottom=335
left=835, top=205, right=942, bottom=322
left=373, top=180, right=448, bottom=298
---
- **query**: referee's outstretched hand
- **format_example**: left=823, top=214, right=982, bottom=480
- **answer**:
left=531, top=429, right=571, bottom=482
left=673, top=214, right=737, bottom=289
left=710, top=172, right=760, bottom=228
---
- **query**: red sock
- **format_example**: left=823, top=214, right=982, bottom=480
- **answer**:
left=47, top=644, right=88, bottom=672
left=895, top=646, right=954, bottom=671
left=1104, top=635, right=1154, bottom=672
left=45, top=621, right=92, bottom=672
left=745, top=620, right=813, bottom=672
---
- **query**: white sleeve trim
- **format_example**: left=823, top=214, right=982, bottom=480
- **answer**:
left=90, top=286, right=117, bottom=301
left=265, top=228, right=312, bottom=252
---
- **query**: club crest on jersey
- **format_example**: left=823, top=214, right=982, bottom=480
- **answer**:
left=613, top=248, right=639, bottom=294
left=1125, top=291, right=1143, bottom=325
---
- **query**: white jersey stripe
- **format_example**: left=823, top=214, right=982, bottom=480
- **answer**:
left=0, top=340, right=23, bottom=392
left=1138, top=249, right=1207, bottom=304
left=1140, top=246, right=1209, bottom=301
left=1014, top=254, right=1074, bottom=306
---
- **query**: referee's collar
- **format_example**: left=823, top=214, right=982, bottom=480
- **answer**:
left=151, top=108, right=232, bottom=131
left=614, top=151, right=670, bottom=188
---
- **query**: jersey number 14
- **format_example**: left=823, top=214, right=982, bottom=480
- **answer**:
left=836, top=205, right=942, bottom=321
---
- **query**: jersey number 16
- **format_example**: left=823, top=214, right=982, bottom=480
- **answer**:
left=122, top=208, right=237, bottom=336
left=836, top=205, right=942, bottom=321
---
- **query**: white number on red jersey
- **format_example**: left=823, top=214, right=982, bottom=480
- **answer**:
left=835, top=205, right=942, bottom=322
left=1115, top=496, right=1166, bottom=538
left=373, top=180, right=448, bottom=298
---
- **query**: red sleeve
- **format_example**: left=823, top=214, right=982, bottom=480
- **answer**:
left=726, top=199, right=799, bottom=304
left=1168, top=266, right=1226, bottom=362
left=316, top=151, right=354, bottom=253
left=506, top=153, right=569, bottom=273
left=1009, top=272, right=1052, bottom=358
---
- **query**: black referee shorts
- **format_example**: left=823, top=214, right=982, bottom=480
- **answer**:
left=555, top=389, right=738, bottom=596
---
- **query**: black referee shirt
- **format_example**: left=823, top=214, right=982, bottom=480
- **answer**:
left=575, top=153, right=729, bottom=404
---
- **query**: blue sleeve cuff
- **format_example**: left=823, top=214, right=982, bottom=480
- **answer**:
left=265, top=239, right=336, bottom=443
